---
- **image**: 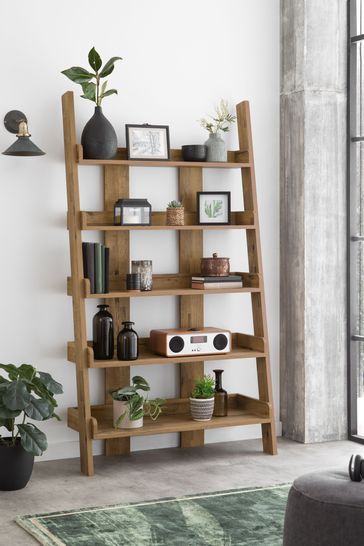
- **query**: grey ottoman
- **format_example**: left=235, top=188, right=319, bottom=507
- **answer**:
left=283, top=469, right=364, bottom=546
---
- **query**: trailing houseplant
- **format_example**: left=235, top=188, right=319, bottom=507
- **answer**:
left=0, top=363, right=63, bottom=490
left=190, top=375, right=215, bottom=421
left=61, top=47, right=123, bottom=160
left=166, top=200, right=184, bottom=226
left=199, top=99, right=236, bottom=162
left=111, top=376, right=164, bottom=429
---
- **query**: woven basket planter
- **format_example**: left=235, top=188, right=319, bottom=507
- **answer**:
left=166, top=207, right=184, bottom=226
left=190, top=397, right=215, bottom=421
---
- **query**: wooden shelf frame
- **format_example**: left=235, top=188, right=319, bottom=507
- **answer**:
left=68, top=394, right=272, bottom=440
left=77, top=144, right=250, bottom=168
left=62, top=91, right=277, bottom=476
left=78, top=210, right=255, bottom=231
left=67, top=332, right=266, bottom=368
left=66, top=272, right=261, bottom=298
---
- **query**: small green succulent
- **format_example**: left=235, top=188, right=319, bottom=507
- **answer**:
left=191, top=375, right=215, bottom=399
left=167, top=200, right=183, bottom=209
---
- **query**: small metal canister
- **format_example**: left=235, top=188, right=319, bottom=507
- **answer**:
left=200, top=252, right=230, bottom=276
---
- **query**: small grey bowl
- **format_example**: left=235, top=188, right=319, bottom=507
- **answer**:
left=182, top=145, right=207, bottom=162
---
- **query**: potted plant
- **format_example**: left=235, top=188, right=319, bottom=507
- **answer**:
left=166, top=200, right=184, bottom=226
left=111, top=376, right=164, bottom=429
left=199, top=99, right=236, bottom=162
left=0, top=363, right=63, bottom=491
left=62, top=47, right=122, bottom=159
left=190, top=375, right=215, bottom=421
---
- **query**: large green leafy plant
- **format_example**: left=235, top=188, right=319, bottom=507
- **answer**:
left=61, top=47, right=122, bottom=106
left=0, top=364, right=63, bottom=456
left=111, top=376, right=164, bottom=427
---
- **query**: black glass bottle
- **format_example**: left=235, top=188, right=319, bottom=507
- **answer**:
left=92, top=304, right=114, bottom=360
left=117, top=321, right=139, bottom=360
left=213, top=369, right=228, bottom=417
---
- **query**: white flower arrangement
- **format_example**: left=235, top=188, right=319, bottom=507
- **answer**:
left=199, top=99, right=236, bottom=134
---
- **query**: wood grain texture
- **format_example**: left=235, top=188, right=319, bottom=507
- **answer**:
left=178, top=167, right=204, bottom=448
left=236, top=101, right=277, bottom=455
left=77, top=144, right=249, bottom=168
left=81, top=210, right=255, bottom=230
left=62, top=92, right=94, bottom=476
left=67, top=394, right=271, bottom=440
left=103, top=164, right=131, bottom=456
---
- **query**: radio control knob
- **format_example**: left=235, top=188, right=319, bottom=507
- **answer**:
left=169, top=336, right=185, bottom=353
left=213, top=333, right=228, bottom=351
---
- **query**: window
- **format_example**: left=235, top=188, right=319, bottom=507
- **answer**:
left=349, top=0, right=364, bottom=442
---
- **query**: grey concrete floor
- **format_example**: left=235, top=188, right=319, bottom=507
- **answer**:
left=0, top=437, right=359, bottom=545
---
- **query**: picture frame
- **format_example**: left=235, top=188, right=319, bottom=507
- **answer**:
left=197, top=192, right=231, bottom=225
left=126, top=124, right=170, bottom=160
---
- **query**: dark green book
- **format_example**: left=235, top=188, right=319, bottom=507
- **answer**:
left=94, top=243, right=103, bottom=294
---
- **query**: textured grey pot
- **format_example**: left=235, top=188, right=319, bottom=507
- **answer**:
left=81, top=106, right=117, bottom=160
left=190, top=397, right=215, bottom=421
left=204, top=133, right=227, bottom=162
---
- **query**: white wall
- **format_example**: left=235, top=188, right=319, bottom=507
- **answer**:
left=0, top=0, right=280, bottom=460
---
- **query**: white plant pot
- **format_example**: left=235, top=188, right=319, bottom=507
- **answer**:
left=113, top=400, right=143, bottom=429
left=190, top=397, right=215, bottom=421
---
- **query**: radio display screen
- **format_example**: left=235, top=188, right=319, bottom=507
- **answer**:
left=190, top=335, right=207, bottom=344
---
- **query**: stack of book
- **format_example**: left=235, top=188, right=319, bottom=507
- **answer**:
left=191, top=274, right=243, bottom=290
left=82, top=242, right=110, bottom=294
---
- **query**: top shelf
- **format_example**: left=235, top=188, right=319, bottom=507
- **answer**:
left=77, top=145, right=250, bottom=168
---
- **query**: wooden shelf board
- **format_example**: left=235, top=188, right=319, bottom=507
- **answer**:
left=77, top=145, right=250, bottom=169
left=88, top=287, right=259, bottom=298
left=83, top=224, right=255, bottom=231
left=67, top=332, right=266, bottom=368
left=66, top=272, right=261, bottom=298
left=67, top=394, right=272, bottom=440
left=77, top=210, right=255, bottom=231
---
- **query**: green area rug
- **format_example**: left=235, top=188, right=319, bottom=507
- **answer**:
left=16, top=484, right=290, bottom=546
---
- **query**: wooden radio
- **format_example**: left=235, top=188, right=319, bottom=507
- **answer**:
left=149, top=327, right=231, bottom=357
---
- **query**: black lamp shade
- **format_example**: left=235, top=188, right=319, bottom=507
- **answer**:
left=2, top=136, right=45, bottom=156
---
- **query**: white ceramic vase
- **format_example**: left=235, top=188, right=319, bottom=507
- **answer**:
left=113, top=399, right=143, bottom=429
left=189, top=397, right=215, bottom=421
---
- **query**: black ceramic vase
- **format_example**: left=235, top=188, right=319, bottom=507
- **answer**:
left=117, top=321, right=139, bottom=361
left=93, top=304, right=114, bottom=360
left=81, top=106, right=117, bottom=160
left=0, top=440, right=34, bottom=491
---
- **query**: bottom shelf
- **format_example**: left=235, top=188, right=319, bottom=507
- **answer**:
left=68, top=394, right=272, bottom=440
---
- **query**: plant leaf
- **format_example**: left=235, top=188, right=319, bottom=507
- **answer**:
left=32, top=377, right=58, bottom=407
left=0, top=363, right=19, bottom=380
left=101, top=89, right=118, bottom=99
left=38, top=372, right=63, bottom=395
left=132, top=376, right=150, bottom=391
left=81, top=81, right=96, bottom=102
left=61, top=67, right=94, bottom=84
left=88, top=47, right=102, bottom=72
left=17, top=364, right=36, bottom=382
left=3, top=380, right=31, bottom=410
left=0, top=404, right=21, bottom=419
left=18, top=423, right=48, bottom=456
left=99, top=56, right=122, bottom=78
left=25, top=396, right=54, bottom=421
left=100, top=80, right=108, bottom=96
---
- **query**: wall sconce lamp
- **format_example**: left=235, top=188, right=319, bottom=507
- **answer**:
left=2, top=110, right=45, bottom=156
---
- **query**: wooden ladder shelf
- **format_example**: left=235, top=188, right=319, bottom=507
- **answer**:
left=62, top=91, right=277, bottom=476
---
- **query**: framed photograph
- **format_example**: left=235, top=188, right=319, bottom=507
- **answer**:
left=197, top=192, right=231, bottom=225
left=126, top=124, right=170, bottom=160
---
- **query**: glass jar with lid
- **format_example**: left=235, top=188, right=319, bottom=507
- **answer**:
left=131, top=260, right=152, bottom=291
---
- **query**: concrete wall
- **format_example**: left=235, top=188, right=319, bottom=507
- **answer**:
left=0, top=0, right=280, bottom=460
left=280, top=0, right=348, bottom=442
